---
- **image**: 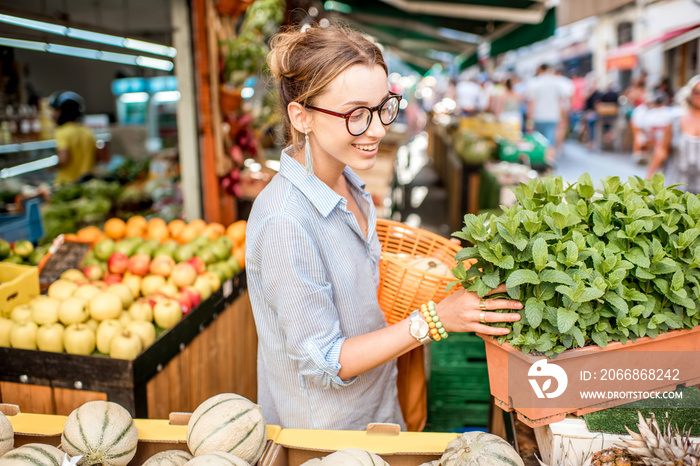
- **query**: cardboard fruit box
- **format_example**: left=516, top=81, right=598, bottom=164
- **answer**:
left=263, top=423, right=460, bottom=466
left=1, top=403, right=281, bottom=465
left=0, top=262, right=40, bottom=317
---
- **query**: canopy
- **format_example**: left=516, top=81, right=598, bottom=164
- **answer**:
left=606, top=23, right=700, bottom=71
left=322, top=0, right=557, bottom=74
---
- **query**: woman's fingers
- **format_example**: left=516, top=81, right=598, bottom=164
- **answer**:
left=479, top=298, right=523, bottom=311
left=474, top=324, right=512, bottom=335
left=478, top=311, right=521, bottom=323
left=484, top=284, right=508, bottom=296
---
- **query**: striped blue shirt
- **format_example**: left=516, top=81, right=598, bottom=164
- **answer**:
left=246, top=147, right=405, bottom=430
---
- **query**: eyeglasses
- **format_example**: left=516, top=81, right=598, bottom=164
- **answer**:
left=304, top=92, right=402, bottom=136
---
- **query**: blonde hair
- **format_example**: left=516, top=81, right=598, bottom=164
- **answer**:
left=679, top=75, right=700, bottom=109
left=267, top=24, right=388, bottom=149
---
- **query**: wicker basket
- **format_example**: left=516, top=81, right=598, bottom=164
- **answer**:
left=376, top=219, right=463, bottom=324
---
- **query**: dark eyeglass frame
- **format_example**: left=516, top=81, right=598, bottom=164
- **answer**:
left=304, top=92, right=402, bottom=136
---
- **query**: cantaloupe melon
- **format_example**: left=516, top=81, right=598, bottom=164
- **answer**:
left=142, top=449, right=193, bottom=465
left=184, top=452, right=250, bottom=465
left=317, top=448, right=389, bottom=465
left=0, top=443, right=64, bottom=465
left=61, top=400, right=138, bottom=465
left=186, top=393, right=266, bottom=464
left=439, top=432, right=524, bottom=466
left=0, top=412, right=13, bottom=457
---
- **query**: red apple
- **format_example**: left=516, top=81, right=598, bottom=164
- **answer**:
left=186, top=256, right=207, bottom=275
left=108, top=252, right=129, bottom=275
left=181, top=286, right=201, bottom=308
left=103, top=273, right=123, bottom=285
left=127, top=253, right=151, bottom=277
left=82, top=264, right=104, bottom=281
left=149, top=255, right=176, bottom=277
left=175, top=292, right=193, bottom=315
left=171, top=262, right=197, bottom=287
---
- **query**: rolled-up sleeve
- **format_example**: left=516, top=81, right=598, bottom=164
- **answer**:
left=259, top=213, right=356, bottom=389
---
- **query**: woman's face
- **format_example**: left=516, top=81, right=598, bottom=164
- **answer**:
left=306, top=64, right=390, bottom=174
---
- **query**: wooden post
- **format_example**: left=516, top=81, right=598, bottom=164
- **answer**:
left=191, top=0, right=237, bottom=224
left=172, top=0, right=203, bottom=221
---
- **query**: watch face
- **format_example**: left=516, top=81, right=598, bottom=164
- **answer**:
left=410, top=319, right=429, bottom=339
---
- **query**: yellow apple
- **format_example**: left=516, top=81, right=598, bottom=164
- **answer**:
left=128, top=300, right=153, bottom=322
left=60, top=269, right=87, bottom=283
left=193, top=276, right=213, bottom=302
left=95, top=319, right=123, bottom=354
left=160, top=283, right=179, bottom=298
left=203, top=272, right=221, bottom=291
left=30, top=296, right=61, bottom=325
left=85, top=318, right=99, bottom=332
left=10, top=321, right=38, bottom=349
left=73, top=284, right=101, bottom=301
left=0, top=317, right=14, bottom=346
left=89, top=292, right=122, bottom=321
left=36, top=323, right=65, bottom=352
left=48, top=279, right=79, bottom=300
left=10, top=304, right=32, bottom=323
left=141, top=275, right=166, bottom=297
left=105, top=283, right=134, bottom=309
left=153, top=299, right=182, bottom=329
left=126, top=320, right=156, bottom=348
left=121, top=274, right=142, bottom=299
left=109, top=330, right=143, bottom=360
left=58, top=297, right=89, bottom=325
left=118, top=311, right=133, bottom=327
left=63, top=324, right=96, bottom=355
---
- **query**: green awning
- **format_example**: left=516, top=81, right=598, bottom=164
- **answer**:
left=490, top=7, right=556, bottom=57
left=321, top=0, right=556, bottom=73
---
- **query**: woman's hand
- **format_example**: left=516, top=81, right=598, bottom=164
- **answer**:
left=435, top=284, right=522, bottom=336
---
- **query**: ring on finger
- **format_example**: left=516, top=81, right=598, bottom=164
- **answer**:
left=479, top=298, right=487, bottom=311
left=479, top=311, right=486, bottom=324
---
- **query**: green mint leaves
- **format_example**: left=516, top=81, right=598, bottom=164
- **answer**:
left=452, top=173, right=700, bottom=357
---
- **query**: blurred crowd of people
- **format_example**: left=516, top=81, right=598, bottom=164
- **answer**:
left=444, top=64, right=700, bottom=192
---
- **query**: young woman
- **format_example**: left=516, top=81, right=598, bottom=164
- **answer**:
left=245, top=24, right=523, bottom=430
left=647, top=75, right=700, bottom=194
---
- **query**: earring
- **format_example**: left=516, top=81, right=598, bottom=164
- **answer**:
left=304, top=130, right=313, bottom=176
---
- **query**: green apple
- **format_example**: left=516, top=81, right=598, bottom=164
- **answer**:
left=197, top=247, right=216, bottom=265
left=94, top=239, right=115, bottom=261
left=13, top=240, right=34, bottom=258
left=174, top=244, right=196, bottom=263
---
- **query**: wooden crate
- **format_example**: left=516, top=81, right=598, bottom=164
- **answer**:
left=0, top=272, right=257, bottom=418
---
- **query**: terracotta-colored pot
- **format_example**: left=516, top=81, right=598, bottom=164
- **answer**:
left=478, top=325, right=700, bottom=427
left=220, top=86, right=242, bottom=114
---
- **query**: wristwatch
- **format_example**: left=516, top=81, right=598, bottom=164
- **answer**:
left=409, top=310, right=432, bottom=344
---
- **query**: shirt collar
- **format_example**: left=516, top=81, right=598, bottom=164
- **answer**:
left=279, top=146, right=368, bottom=218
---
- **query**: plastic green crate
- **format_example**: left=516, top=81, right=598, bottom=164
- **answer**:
left=425, top=402, right=491, bottom=431
left=429, top=365, right=491, bottom=402
left=430, top=333, right=486, bottom=368
left=497, top=132, right=548, bottom=166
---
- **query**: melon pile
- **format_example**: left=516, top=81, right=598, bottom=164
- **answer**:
left=0, top=392, right=267, bottom=466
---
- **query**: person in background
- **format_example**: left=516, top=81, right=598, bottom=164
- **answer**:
left=50, top=91, right=97, bottom=184
left=554, top=67, right=574, bottom=154
left=526, top=63, right=568, bottom=164
left=647, top=75, right=700, bottom=193
left=246, top=24, right=523, bottom=431
left=493, top=77, right=524, bottom=128
left=456, top=74, right=484, bottom=116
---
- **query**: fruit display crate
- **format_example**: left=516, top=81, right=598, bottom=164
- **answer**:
left=0, top=271, right=251, bottom=418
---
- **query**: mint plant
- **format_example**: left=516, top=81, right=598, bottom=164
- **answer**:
left=452, top=173, right=700, bottom=356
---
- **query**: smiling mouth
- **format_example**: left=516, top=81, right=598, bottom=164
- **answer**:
left=353, top=143, right=378, bottom=152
